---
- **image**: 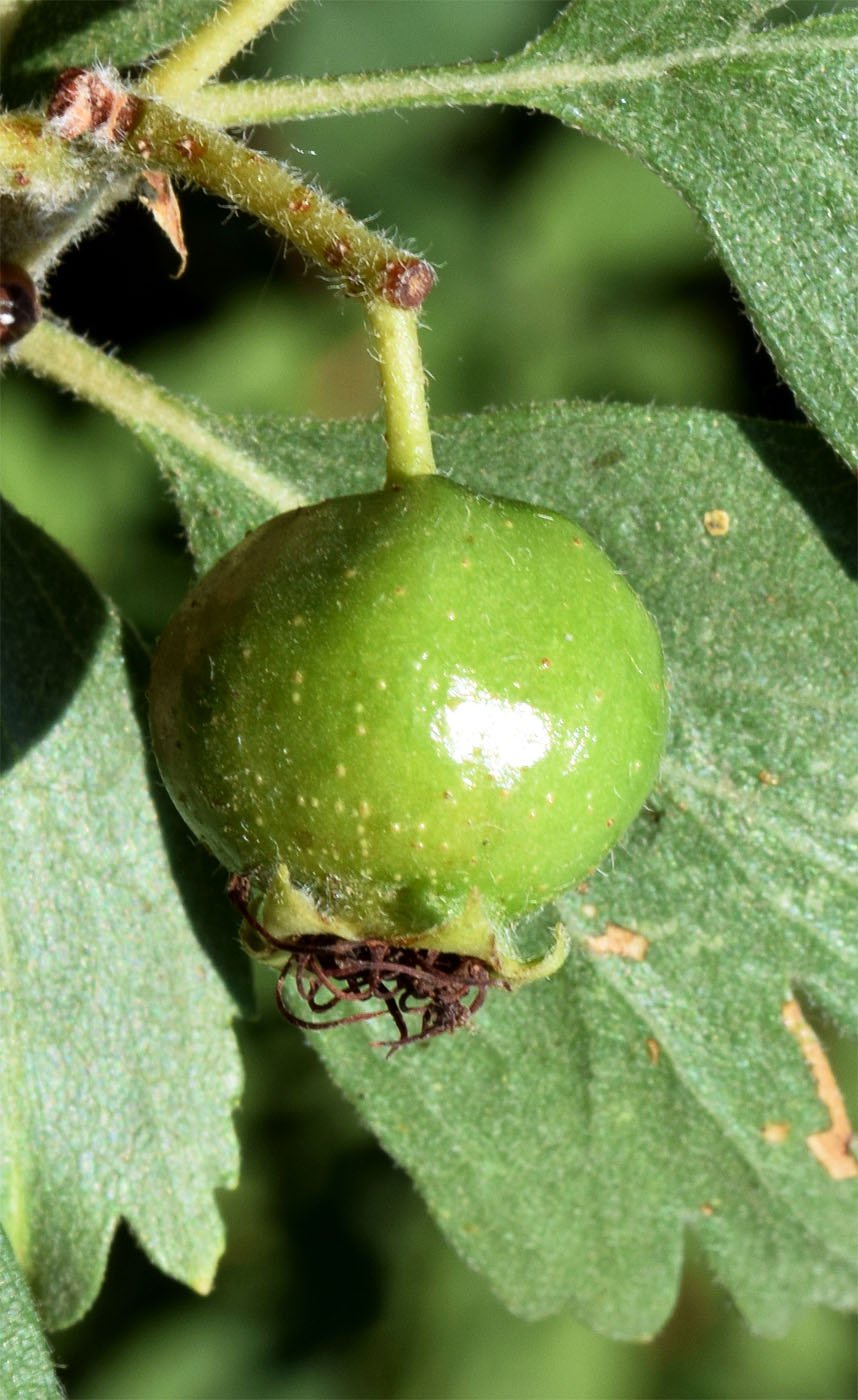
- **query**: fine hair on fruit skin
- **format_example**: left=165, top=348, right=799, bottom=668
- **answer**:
left=149, top=473, right=667, bottom=1036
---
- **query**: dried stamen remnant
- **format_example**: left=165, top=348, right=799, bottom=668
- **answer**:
left=228, top=876, right=506, bottom=1053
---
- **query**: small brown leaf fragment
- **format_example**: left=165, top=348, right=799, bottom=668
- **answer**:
left=703, top=508, right=730, bottom=537
left=781, top=998, right=857, bottom=1180
left=761, top=1121, right=790, bottom=1145
left=645, top=1037, right=660, bottom=1065
left=757, top=769, right=780, bottom=786
left=138, top=171, right=188, bottom=277
left=587, top=922, right=649, bottom=962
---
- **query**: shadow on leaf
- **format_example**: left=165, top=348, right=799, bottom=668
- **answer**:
left=0, top=498, right=107, bottom=774
left=121, top=620, right=254, bottom=1016
left=737, top=419, right=857, bottom=580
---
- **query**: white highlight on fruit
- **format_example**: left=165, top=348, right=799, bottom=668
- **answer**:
left=432, top=673, right=564, bottom=787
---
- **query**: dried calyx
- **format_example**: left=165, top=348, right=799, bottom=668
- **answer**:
left=150, top=476, right=667, bottom=1048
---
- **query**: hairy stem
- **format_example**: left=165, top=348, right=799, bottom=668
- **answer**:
left=366, top=299, right=436, bottom=484
left=179, top=62, right=501, bottom=125
left=124, top=98, right=431, bottom=307
left=176, top=26, right=858, bottom=126
left=0, top=112, right=89, bottom=199
left=15, top=318, right=302, bottom=513
left=0, top=112, right=132, bottom=279
left=141, top=0, right=299, bottom=102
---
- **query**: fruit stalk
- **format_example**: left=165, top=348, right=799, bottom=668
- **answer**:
left=366, top=297, right=436, bottom=483
left=38, top=64, right=438, bottom=486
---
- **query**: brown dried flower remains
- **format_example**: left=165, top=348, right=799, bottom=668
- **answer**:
left=228, top=876, right=506, bottom=1052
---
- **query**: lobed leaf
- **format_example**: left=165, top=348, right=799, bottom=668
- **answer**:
left=144, top=395, right=857, bottom=1337
left=206, top=2, right=857, bottom=470
left=501, top=1, right=858, bottom=468
left=0, top=502, right=247, bottom=1330
left=0, top=1224, right=60, bottom=1400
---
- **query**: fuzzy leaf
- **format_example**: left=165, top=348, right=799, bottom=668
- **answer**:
left=171, top=3, right=858, bottom=469
left=144, top=397, right=857, bottom=1338
left=2, top=0, right=224, bottom=105
left=500, top=2, right=858, bottom=468
left=0, top=501, right=247, bottom=1330
left=0, top=1224, right=60, bottom=1400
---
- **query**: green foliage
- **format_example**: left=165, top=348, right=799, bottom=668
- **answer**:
left=0, top=1225, right=60, bottom=1400
left=2, top=0, right=224, bottom=103
left=0, top=0, right=856, bottom=1392
left=140, top=396, right=857, bottom=1337
left=506, top=1, right=858, bottom=469
left=0, top=503, right=247, bottom=1330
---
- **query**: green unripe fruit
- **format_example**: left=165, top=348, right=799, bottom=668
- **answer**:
left=149, top=476, right=666, bottom=986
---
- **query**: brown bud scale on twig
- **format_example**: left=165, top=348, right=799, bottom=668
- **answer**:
left=47, top=67, right=141, bottom=144
left=381, top=257, right=435, bottom=309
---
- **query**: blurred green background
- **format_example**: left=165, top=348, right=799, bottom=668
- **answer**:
left=2, top=3, right=855, bottom=1397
